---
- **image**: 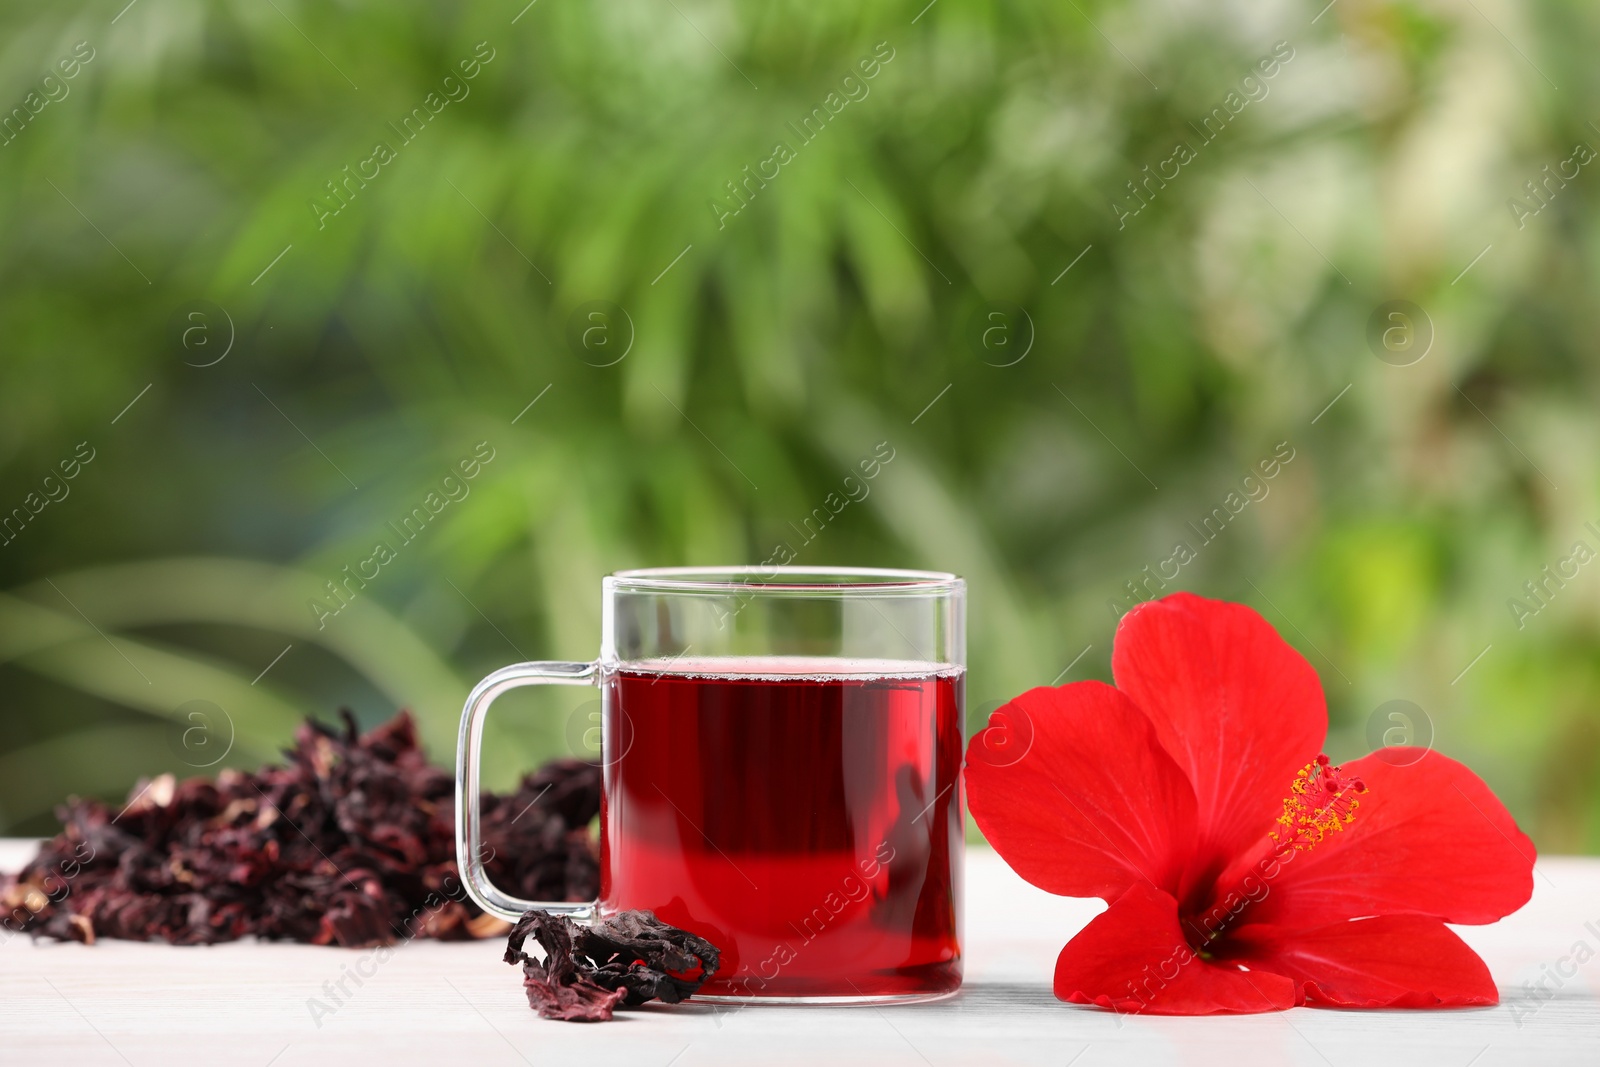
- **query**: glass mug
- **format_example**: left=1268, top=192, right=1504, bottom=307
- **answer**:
left=456, top=567, right=965, bottom=1003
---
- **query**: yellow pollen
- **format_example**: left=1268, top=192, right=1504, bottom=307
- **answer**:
left=1270, top=755, right=1367, bottom=853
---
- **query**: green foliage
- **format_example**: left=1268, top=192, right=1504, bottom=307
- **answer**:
left=2, top=0, right=1598, bottom=850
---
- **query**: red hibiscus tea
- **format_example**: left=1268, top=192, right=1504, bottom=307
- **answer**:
left=601, top=658, right=965, bottom=1000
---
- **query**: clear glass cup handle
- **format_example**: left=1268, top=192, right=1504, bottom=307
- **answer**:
left=455, top=660, right=599, bottom=922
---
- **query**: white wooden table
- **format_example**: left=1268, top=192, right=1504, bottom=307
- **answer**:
left=2, top=840, right=1596, bottom=1065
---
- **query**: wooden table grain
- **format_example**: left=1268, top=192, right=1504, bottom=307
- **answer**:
left=2, top=841, right=1596, bottom=1066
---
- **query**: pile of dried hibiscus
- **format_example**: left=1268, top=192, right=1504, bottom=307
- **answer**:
left=0, top=710, right=599, bottom=948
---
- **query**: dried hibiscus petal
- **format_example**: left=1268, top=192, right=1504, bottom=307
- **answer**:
left=504, top=909, right=720, bottom=1022
left=503, top=910, right=626, bottom=1022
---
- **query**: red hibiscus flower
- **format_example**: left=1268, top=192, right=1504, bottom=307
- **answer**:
left=966, top=593, right=1535, bottom=1014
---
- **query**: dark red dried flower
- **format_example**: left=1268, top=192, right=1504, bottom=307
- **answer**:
left=504, top=909, right=721, bottom=1022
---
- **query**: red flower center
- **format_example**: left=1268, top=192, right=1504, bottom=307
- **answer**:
left=1270, top=755, right=1367, bottom=855
left=1183, top=755, right=1367, bottom=952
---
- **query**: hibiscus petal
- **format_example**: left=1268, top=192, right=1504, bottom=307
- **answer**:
left=1055, top=882, right=1295, bottom=1015
left=965, top=682, right=1197, bottom=900
left=1225, top=916, right=1498, bottom=1008
left=1245, top=749, right=1535, bottom=929
left=1111, top=593, right=1327, bottom=892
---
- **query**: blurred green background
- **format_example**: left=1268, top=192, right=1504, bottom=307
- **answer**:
left=2, top=0, right=1597, bottom=850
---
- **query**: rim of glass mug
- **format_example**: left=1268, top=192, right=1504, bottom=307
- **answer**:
left=602, top=566, right=965, bottom=672
left=606, top=565, right=962, bottom=594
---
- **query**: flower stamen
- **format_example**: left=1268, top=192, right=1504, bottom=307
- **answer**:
left=1270, top=755, right=1367, bottom=853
